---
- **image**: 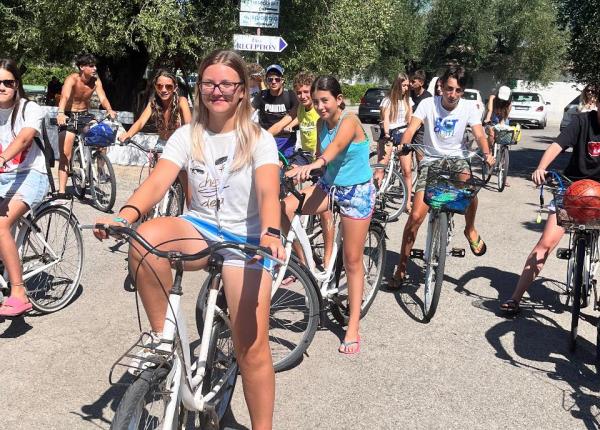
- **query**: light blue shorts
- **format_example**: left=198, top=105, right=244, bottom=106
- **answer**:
left=317, top=179, right=376, bottom=220
left=181, top=215, right=275, bottom=276
left=0, top=170, right=49, bottom=209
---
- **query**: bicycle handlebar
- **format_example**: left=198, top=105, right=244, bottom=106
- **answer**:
left=81, top=224, right=285, bottom=265
left=399, top=143, right=485, bottom=161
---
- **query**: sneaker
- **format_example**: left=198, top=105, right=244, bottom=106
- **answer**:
left=98, top=173, right=111, bottom=184
left=128, top=331, right=165, bottom=375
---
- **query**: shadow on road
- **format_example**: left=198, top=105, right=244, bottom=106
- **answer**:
left=77, top=373, right=132, bottom=427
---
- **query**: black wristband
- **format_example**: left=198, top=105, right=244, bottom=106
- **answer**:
left=120, top=204, right=142, bottom=221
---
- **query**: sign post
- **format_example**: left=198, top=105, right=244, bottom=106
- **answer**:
left=238, top=0, right=285, bottom=63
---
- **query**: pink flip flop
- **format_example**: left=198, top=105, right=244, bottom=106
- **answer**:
left=0, top=296, right=33, bottom=317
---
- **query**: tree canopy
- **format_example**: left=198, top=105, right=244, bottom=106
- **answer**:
left=0, top=0, right=572, bottom=108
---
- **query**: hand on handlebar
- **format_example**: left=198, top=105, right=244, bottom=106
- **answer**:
left=484, top=153, right=496, bottom=167
left=107, top=110, right=117, bottom=120
left=117, top=133, right=129, bottom=144
left=56, top=112, right=67, bottom=127
left=532, top=168, right=547, bottom=186
left=92, top=217, right=126, bottom=241
left=285, top=161, right=322, bottom=183
left=257, top=235, right=286, bottom=263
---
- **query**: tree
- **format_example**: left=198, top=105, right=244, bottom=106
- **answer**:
left=558, top=0, right=600, bottom=85
left=420, top=0, right=567, bottom=84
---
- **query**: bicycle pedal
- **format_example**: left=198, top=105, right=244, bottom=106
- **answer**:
left=556, top=248, right=571, bottom=260
left=450, top=248, right=466, bottom=257
left=410, top=249, right=424, bottom=259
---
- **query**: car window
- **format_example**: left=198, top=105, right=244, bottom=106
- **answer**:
left=463, top=91, right=478, bottom=101
left=512, top=93, right=540, bottom=103
left=364, top=89, right=388, bottom=104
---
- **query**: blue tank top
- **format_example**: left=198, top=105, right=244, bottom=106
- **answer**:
left=320, top=113, right=372, bottom=186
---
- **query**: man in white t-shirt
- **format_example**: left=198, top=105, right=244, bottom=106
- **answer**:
left=389, top=66, right=495, bottom=287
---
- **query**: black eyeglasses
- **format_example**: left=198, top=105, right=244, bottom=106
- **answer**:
left=0, top=79, right=17, bottom=89
left=267, top=77, right=282, bottom=83
left=199, top=81, right=243, bottom=95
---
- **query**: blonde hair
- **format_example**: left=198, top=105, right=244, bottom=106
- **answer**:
left=191, top=50, right=261, bottom=171
left=388, top=72, right=410, bottom=124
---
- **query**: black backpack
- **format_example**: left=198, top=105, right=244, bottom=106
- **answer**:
left=22, top=100, right=56, bottom=192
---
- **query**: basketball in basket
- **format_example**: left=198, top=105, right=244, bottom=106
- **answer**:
left=563, top=179, right=600, bottom=222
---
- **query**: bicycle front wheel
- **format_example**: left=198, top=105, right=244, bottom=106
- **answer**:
left=331, top=221, right=386, bottom=325
left=162, top=178, right=185, bottom=217
left=110, top=366, right=175, bottom=430
left=20, top=206, right=84, bottom=313
left=570, top=237, right=586, bottom=352
left=422, top=211, right=448, bottom=322
left=497, top=146, right=509, bottom=192
left=91, top=150, right=117, bottom=212
left=384, top=168, right=408, bottom=222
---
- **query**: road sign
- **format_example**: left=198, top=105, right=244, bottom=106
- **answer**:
left=239, top=11, right=279, bottom=28
left=233, top=34, right=287, bottom=53
left=240, top=0, right=280, bottom=14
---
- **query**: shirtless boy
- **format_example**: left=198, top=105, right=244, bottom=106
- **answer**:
left=56, top=53, right=116, bottom=195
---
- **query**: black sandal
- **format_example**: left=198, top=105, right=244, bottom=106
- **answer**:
left=387, top=272, right=405, bottom=291
left=500, top=299, right=520, bottom=315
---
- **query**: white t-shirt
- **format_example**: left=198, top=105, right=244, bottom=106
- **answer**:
left=161, top=124, right=278, bottom=238
left=0, top=99, right=46, bottom=173
left=380, top=97, right=411, bottom=129
left=413, top=96, right=481, bottom=161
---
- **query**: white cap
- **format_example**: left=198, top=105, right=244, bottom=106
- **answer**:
left=498, top=86, right=511, bottom=101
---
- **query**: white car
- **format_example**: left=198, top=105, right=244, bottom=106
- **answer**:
left=463, top=89, right=484, bottom=120
left=508, top=92, right=549, bottom=129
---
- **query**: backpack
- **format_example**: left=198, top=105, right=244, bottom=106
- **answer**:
left=22, top=100, right=56, bottom=192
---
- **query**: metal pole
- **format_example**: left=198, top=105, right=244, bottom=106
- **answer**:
left=256, top=27, right=261, bottom=64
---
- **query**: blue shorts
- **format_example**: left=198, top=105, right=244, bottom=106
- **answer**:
left=0, top=170, right=48, bottom=209
left=181, top=215, right=275, bottom=276
left=317, top=179, right=376, bottom=220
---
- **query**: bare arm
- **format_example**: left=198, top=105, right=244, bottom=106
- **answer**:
left=532, top=142, right=564, bottom=185
left=56, top=75, right=76, bottom=126
left=267, top=112, right=296, bottom=136
left=484, top=95, right=495, bottom=123
left=399, top=116, right=424, bottom=192
left=255, top=163, right=285, bottom=260
left=0, top=128, right=36, bottom=166
left=179, top=96, right=192, bottom=124
left=471, top=124, right=494, bottom=166
left=118, top=103, right=152, bottom=142
left=380, top=105, right=391, bottom=137
left=95, top=79, right=116, bottom=118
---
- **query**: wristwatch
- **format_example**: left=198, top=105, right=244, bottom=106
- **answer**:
left=262, top=227, right=281, bottom=239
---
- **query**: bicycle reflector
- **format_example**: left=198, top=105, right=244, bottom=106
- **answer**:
left=84, top=122, right=117, bottom=147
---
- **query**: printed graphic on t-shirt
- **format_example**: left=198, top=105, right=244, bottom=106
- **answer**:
left=190, top=157, right=229, bottom=208
left=264, top=104, right=287, bottom=114
left=588, top=141, right=600, bottom=157
left=0, top=148, right=30, bottom=173
left=434, top=117, right=459, bottom=138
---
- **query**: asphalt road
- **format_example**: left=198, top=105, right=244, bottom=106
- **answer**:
left=2, top=123, right=599, bottom=430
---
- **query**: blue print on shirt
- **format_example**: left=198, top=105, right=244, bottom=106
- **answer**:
left=434, top=118, right=459, bottom=138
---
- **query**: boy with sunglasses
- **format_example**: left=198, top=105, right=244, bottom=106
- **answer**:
left=56, top=53, right=116, bottom=197
left=252, top=64, right=299, bottom=159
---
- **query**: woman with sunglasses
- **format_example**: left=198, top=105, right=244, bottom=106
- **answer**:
left=95, top=50, right=283, bottom=429
left=0, top=59, right=49, bottom=316
left=118, top=69, right=192, bottom=146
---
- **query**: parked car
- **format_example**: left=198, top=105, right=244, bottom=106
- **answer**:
left=560, top=95, right=580, bottom=131
left=463, top=88, right=484, bottom=120
left=508, top=91, right=549, bottom=129
left=358, top=87, right=389, bottom=124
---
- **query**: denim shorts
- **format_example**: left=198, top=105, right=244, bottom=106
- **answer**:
left=317, top=179, right=376, bottom=220
left=0, top=170, right=49, bottom=209
left=181, top=215, right=275, bottom=277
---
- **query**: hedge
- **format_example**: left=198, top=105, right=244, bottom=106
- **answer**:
left=341, top=83, right=383, bottom=104
left=22, top=64, right=74, bottom=86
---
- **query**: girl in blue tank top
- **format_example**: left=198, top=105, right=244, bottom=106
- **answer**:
left=281, top=76, right=375, bottom=355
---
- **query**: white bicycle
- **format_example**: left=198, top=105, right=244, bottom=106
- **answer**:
left=88, top=224, right=282, bottom=429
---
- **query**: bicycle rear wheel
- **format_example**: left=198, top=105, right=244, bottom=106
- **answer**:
left=331, top=221, right=386, bottom=325
left=162, top=178, right=185, bottom=217
left=383, top=168, right=408, bottom=222
left=422, top=211, right=448, bottom=322
left=110, top=366, right=175, bottom=430
left=91, top=150, right=117, bottom=212
left=497, top=146, right=509, bottom=192
left=570, top=237, right=586, bottom=352
left=70, top=145, right=86, bottom=199
left=20, top=206, right=84, bottom=313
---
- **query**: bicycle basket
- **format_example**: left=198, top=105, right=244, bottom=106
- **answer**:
left=84, top=122, right=117, bottom=147
left=424, top=164, right=483, bottom=214
left=552, top=189, right=600, bottom=229
left=495, top=128, right=516, bottom=146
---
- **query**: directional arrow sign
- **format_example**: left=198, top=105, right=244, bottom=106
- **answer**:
left=233, top=34, right=288, bottom=53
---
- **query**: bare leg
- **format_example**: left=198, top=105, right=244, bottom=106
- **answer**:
left=0, top=198, right=32, bottom=303
left=320, top=210, right=335, bottom=268
left=509, top=213, right=565, bottom=303
left=222, top=266, right=274, bottom=430
left=396, top=191, right=429, bottom=279
left=339, top=215, right=371, bottom=352
left=464, top=196, right=485, bottom=253
left=58, top=130, right=76, bottom=194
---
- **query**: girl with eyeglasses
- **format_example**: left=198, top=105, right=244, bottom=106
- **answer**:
left=0, top=59, right=49, bottom=316
left=94, top=50, right=284, bottom=429
left=118, top=69, right=192, bottom=145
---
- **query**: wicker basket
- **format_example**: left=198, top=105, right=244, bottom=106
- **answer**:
left=424, top=164, right=484, bottom=214
left=552, top=190, right=600, bottom=229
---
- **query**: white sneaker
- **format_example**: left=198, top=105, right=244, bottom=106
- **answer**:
left=128, top=331, right=164, bottom=376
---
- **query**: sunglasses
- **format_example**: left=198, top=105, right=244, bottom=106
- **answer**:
left=267, top=77, right=282, bottom=83
left=155, top=83, right=175, bottom=92
left=0, top=79, right=17, bottom=89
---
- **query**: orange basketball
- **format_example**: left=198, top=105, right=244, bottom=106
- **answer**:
left=563, top=179, right=600, bottom=222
